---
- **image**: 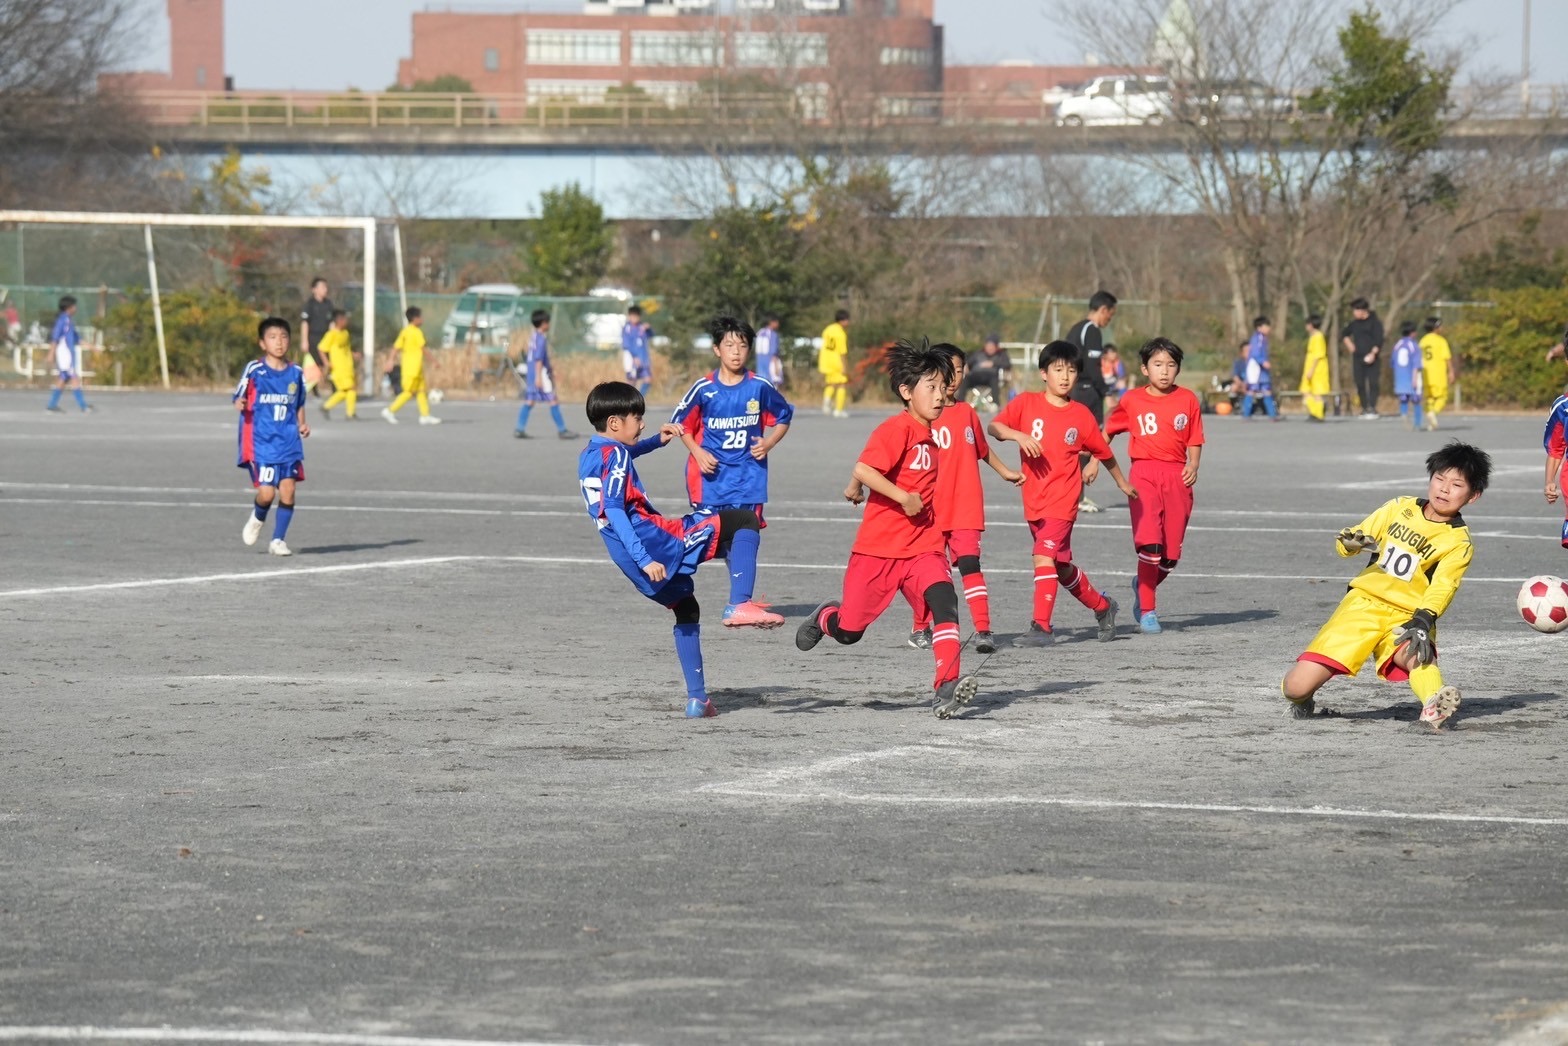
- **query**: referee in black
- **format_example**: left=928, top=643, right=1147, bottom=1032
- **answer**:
left=1065, top=289, right=1117, bottom=512
left=299, top=276, right=335, bottom=397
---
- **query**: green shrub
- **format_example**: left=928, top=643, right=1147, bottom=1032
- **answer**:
left=1449, top=284, right=1568, bottom=407
left=105, top=289, right=262, bottom=386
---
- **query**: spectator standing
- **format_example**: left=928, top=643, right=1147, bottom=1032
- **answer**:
left=1065, top=290, right=1118, bottom=511
left=299, top=277, right=335, bottom=398
left=957, top=334, right=1011, bottom=411
left=1341, top=297, right=1384, bottom=419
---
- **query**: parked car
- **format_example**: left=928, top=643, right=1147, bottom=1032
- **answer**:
left=1176, top=79, right=1295, bottom=124
left=440, top=283, right=528, bottom=350
left=1055, top=76, right=1172, bottom=126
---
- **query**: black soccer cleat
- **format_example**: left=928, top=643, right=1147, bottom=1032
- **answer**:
left=514, top=430, right=531, bottom=439
left=1095, top=595, right=1119, bottom=643
left=1013, top=622, right=1056, bottom=648
left=933, top=675, right=979, bottom=719
left=974, top=631, right=997, bottom=654
left=1287, top=696, right=1315, bottom=720
left=557, top=429, right=580, bottom=440
left=907, top=627, right=932, bottom=649
left=796, top=601, right=839, bottom=652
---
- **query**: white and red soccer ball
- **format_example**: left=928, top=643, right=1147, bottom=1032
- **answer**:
left=1517, top=575, right=1568, bottom=634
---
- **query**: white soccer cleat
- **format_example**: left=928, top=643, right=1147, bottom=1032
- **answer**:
left=832, top=410, right=850, bottom=418
left=380, top=407, right=398, bottom=424
left=1419, top=686, right=1461, bottom=729
left=242, top=514, right=263, bottom=547
left=268, top=539, right=292, bottom=557
left=418, top=415, right=443, bottom=425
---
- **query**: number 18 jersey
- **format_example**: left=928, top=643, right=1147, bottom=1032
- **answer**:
left=1105, top=385, right=1205, bottom=464
left=852, top=412, right=941, bottom=558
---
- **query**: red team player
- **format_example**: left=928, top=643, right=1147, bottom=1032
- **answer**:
left=1104, top=337, right=1205, bottom=633
left=908, top=344, right=1024, bottom=654
left=796, top=340, right=980, bottom=720
left=989, top=340, right=1137, bottom=646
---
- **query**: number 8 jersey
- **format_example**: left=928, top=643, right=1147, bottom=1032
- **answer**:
left=1342, top=496, right=1473, bottom=616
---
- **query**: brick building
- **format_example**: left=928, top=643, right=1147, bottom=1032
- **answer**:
left=396, top=0, right=942, bottom=106
left=100, top=0, right=225, bottom=93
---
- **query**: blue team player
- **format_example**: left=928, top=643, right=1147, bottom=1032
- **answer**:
left=1243, top=315, right=1279, bottom=420
left=672, top=315, right=794, bottom=529
left=754, top=314, right=784, bottom=386
left=515, top=309, right=578, bottom=440
left=621, top=304, right=653, bottom=397
left=1393, top=320, right=1425, bottom=430
left=235, top=317, right=310, bottom=556
left=45, top=296, right=93, bottom=414
left=579, top=381, right=785, bottom=719
left=1543, top=387, right=1568, bottom=548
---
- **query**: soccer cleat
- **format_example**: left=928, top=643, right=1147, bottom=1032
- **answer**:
left=514, top=429, right=531, bottom=439
left=1095, top=595, right=1118, bottom=642
left=974, top=631, right=997, bottom=654
left=1138, top=610, right=1162, bottom=634
left=1425, top=415, right=1439, bottom=432
left=832, top=410, right=850, bottom=419
left=722, top=601, right=785, bottom=629
left=1079, top=496, right=1102, bottom=513
left=907, top=627, right=932, bottom=649
left=242, top=513, right=264, bottom=547
left=1131, top=576, right=1142, bottom=620
left=1419, top=686, right=1461, bottom=729
left=45, top=405, right=64, bottom=413
left=1287, top=696, right=1316, bottom=719
left=418, top=415, right=443, bottom=425
left=795, top=600, right=839, bottom=651
left=319, top=408, right=331, bottom=421
left=1013, top=622, right=1056, bottom=647
left=933, top=675, right=979, bottom=719
left=80, top=404, right=95, bottom=413
left=268, top=539, right=292, bottom=557
left=380, top=407, right=398, bottom=424
left=685, top=696, right=718, bottom=719
left=558, top=429, right=580, bottom=440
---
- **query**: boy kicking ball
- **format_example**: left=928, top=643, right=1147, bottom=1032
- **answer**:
left=1282, top=442, right=1492, bottom=729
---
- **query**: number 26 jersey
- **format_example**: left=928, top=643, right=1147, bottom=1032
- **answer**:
left=1343, top=496, right=1473, bottom=616
left=852, top=412, right=942, bottom=558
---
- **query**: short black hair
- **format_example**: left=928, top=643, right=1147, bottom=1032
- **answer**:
left=708, top=314, right=755, bottom=352
left=531, top=309, right=550, bottom=328
left=330, top=308, right=347, bottom=322
left=310, top=277, right=327, bottom=289
left=1350, top=297, right=1370, bottom=311
left=984, top=332, right=1001, bottom=346
left=1139, top=336, right=1184, bottom=370
left=1306, top=314, right=1323, bottom=329
left=586, top=381, right=645, bottom=431
left=406, top=306, right=422, bottom=322
left=1425, top=316, right=1442, bottom=332
left=58, top=295, right=76, bottom=312
left=930, top=341, right=966, bottom=368
left=1400, top=320, right=1418, bottom=336
left=1427, top=441, right=1491, bottom=495
left=1038, top=339, right=1079, bottom=372
left=763, top=313, right=779, bottom=324
left=258, top=316, right=291, bottom=341
left=834, top=309, right=851, bottom=323
left=1253, top=315, right=1270, bottom=329
left=886, top=338, right=954, bottom=403
left=627, top=304, right=642, bottom=317
left=1089, top=290, right=1118, bottom=312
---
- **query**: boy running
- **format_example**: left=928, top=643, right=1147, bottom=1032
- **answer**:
left=672, top=315, right=793, bottom=531
left=1392, top=321, right=1424, bottom=430
left=45, top=296, right=93, bottom=414
left=1419, top=317, right=1456, bottom=432
left=621, top=305, right=653, bottom=397
left=516, top=309, right=578, bottom=440
left=1542, top=390, right=1568, bottom=548
left=1104, top=337, right=1205, bottom=634
left=1282, top=441, right=1491, bottom=729
left=908, top=343, right=1024, bottom=654
left=989, top=340, right=1137, bottom=645
left=795, top=340, right=978, bottom=720
left=381, top=307, right=441, bottom=426
left=579, top=382, right=783, bottom=719
left=235, top=318, right=310, bottom=557
left=318, top=310, right=359, bottom=420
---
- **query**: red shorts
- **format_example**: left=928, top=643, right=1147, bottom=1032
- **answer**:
left=1028, top=518, right=1075, bottom=561
left=1128, top=460, right=1193, bottom=559
left=838, top=551, right=951, bottom=633
left=944, top=528, right=981, bottom=562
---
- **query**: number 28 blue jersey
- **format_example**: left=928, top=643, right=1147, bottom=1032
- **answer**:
left=671, top=371, right=793, bottom=508
left=234, top=359, right=305, bottom=466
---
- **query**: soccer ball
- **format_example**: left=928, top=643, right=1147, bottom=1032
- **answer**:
left=1517, top=575, right=1568, bottom=633
left=430, top=388, right=445, bottom=404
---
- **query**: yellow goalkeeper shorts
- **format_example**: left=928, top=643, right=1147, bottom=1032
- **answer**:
left=1300, top=589, right=1429, bottom=682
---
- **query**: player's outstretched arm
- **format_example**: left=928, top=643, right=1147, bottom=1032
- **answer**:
left=988, top=419, right=1041, bottom=458
left=1336, top=502, right=1391, bottom=556
left=983, top=448, right=1024, bottom=486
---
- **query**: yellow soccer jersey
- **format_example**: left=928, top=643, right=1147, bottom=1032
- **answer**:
left=1300, top=331, right=1330, bottom=393
left=1339, top=495, right=1473, bottom=616
left=1419, top=332, right=1451, bottom=383
left=818, top=321, right=847, bottom=379
left=320, top=328, right=354, bottom=382
left=395, top=324, right=426, bottom=377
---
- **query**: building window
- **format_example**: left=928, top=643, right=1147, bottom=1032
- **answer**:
left=526, top=80, right=618, bottom=104
left=484, top=48, right=500, bottom=72
left=734, top=32, right=828, bottom=68
left=526, top=30, right=622, bottom=66
left=195, top=66, right=207, bottom=87
left=631, top=31, right=721, bottom=68
left=879, top=47, right=931, bottom=66
left=635, top=80, right=699, bottom=107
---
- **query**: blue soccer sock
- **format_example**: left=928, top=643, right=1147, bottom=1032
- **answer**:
left=549, top=404, right=566, bottom=432
left=515, top=404, right=532, bottom=432
left=1413, top=399, right=1424, bottom=427
left=252, top=500, right=271, bottom=522
left=1242, top=394, right=1255, bottom=417
left=638, top=381, right=651, bottom=397
left=273, top=503, right=294, bottom=541
left=1262, top=394, right=1278, bottom=418
left=46, top=388, right=62, bottom=410
left=725, top=529, right=760, bottom=606
left=673, top=622, right=705, bottom=698
left=72, top=388, right=87, bottom=410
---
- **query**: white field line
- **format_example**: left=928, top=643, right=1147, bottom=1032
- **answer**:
left=3, top=553, right=1553, bottom=600
left=0, top=1029, right=607, bottom=1046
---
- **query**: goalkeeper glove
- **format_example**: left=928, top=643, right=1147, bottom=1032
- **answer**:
left=1394, top=609, right=1437, bottom=667
left=1337, top=527, right=1377, bottom=553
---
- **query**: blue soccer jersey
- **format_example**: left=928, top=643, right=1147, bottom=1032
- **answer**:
left=51, top=312, right=79, bottom=375
left=524, top=329, right=556, bottom=403
left=578, top=434, right=720, bottom=602
left=1392, top=336, right=1422, bottom=396
left=234, top=359, right=305, bottom=467
left=754, top=327, right=782, bottom=383
left=621, top=321, right=652, bottom=382
left=1544, top=395, right=1568, bottom=457
left=1247, top=330, right=1271, bottom=389
left=671, top=371, right=794, bottom=509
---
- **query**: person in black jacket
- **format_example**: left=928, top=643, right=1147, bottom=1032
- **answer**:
left=1065, top=290, right=1117, bottom=511
left=1340, top=297, right=1385, bottom=418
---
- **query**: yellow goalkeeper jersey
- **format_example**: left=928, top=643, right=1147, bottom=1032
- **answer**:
left=1338, top=496, right=1473, bottom=616
left=319, top=328, right=354, bottom=380
left=395, top=324, right=427, bottom=378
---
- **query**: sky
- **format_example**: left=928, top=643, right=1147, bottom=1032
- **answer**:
left=130, top=1, right=1567, bottom=91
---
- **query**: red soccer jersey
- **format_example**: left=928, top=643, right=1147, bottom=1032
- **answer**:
left=994, top=392, right=1112, bottom=522
left=1105, top=386, right=1206, bottom=463
left=932, top=400, right=991, bottom=532
left=852, top=411, right=943, bottom=558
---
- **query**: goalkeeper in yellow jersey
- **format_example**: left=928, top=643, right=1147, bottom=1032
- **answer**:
left=380, top=307, right=440, bottom=426
left=818, top=309, right=850, bottom=418
left=318, top=310, right=359, bottom=420
left=1282, top=441, right=1491, bottom=730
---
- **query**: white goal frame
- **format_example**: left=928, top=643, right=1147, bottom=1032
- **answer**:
left=0, top=211, right=379, bottom=391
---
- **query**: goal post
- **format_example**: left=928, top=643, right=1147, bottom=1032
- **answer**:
left=0, top=210, right=378, bottom=392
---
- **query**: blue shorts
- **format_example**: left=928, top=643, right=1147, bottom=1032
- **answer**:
left=649, top=512, right=725, bottom=608
left=57, top=369, right=76, bottom=381
left=245, top=460, right=305, bottom=488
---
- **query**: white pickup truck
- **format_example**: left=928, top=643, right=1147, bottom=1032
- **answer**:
left=1054, top=76, right=1172, bottom=126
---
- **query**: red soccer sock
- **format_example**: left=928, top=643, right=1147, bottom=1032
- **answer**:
left=930, top=622, right=961, bottom=689
left=1033, top=567, right=1059, bottom=629
left=1157, top=560, right=1177, bottom=590
left=959, top=569, right=991, bottom=631
left=1137, top=554, right=1162, bottom=612
left=1060, top=562, right=1108, bottom=613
